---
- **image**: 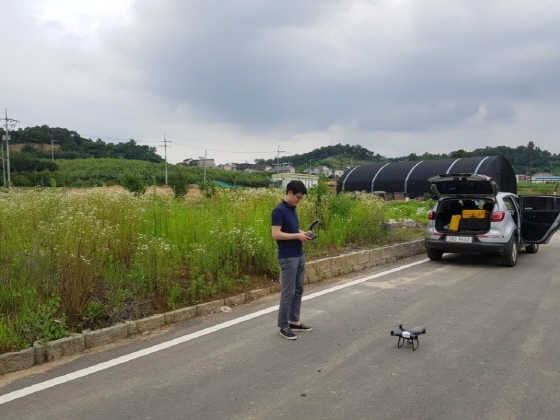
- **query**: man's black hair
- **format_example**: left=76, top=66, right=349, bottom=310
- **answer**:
left=286, top=180, right=307, bottom=195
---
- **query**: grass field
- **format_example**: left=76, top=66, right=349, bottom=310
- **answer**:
left=0, top=185, right=430, bottom=353
left=517, top=182, right=560, bottom=195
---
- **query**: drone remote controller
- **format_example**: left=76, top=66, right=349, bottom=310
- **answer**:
left=306, top=219, right=320, bottom=240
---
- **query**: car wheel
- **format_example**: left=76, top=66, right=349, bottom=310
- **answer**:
left=525, top=243, right=539, bottom=254
left=501, top=236, right=518, bottom=267
left=427, top=249, right=443, bottom=261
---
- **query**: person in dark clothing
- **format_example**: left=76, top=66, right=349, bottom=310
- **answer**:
left=271, top=180, right=314, bottom=340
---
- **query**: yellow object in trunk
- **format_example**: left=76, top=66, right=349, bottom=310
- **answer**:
left=462, top=210, right=489, bottom=219
left=449, top=214, right=462, bottom=231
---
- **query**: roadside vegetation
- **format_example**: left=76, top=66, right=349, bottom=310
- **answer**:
left=9, top=157, right=273, bottom=189
left=0, top=184, right=430, bottom=353
left=517, top=182, right=560, bottom=196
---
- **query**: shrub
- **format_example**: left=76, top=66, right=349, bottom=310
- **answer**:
left=168, top=168, right=191, bottom=198
left=121, top=172, right=147, bottom=196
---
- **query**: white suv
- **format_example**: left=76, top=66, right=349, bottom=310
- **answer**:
left=425, top=173, right=560, bottom=267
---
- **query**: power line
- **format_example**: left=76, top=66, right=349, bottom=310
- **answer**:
left=0, top=112, right=281, bottom=154
left=65, top=132, right=280, bottom=155
left=0, top=113, right=282, bottom=162
left=34, top=131, right=279, bottom=155
left=169, top=139, right=279, bottom=155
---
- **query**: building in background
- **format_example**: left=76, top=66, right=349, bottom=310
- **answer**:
left=531, top=173, right=560, bottom=183
left=271, top=173, right=319, bottom=189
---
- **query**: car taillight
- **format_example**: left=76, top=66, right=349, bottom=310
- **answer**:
left=428, top=210, right=435, bottom=220
left=491, top=211, right=505, bottom=222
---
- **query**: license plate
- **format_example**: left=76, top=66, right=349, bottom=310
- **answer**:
left=446, top=236, right=472, bottom=243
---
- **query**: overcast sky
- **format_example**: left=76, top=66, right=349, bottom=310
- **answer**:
left=2, top=1, right=559, bottom=164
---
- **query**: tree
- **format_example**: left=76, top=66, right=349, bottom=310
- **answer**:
left=6, top=126, right=163, bottom=163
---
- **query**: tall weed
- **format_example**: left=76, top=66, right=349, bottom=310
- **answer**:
left=0, top=186, right=424, bottom=352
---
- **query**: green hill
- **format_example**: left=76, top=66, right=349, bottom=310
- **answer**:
left=3, top=124, right=560, bottom=187
left=2, top=125, right=163, bottom=162
left=256, top=143, right=560, bottom=175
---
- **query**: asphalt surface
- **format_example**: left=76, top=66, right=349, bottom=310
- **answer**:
left=1, top=235, right=560, bottom=419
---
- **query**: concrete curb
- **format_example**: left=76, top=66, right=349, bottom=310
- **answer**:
left=0, top=239, right=425, bottom=376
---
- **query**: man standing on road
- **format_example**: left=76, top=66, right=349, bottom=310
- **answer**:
left=272, top=180, right=314, bottom=340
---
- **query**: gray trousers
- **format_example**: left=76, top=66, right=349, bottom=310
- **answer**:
left=277, top=255, right=306, bottom=329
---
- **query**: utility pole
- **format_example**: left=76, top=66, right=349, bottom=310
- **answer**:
left=1, top=109, right=18, bottom=188
left=203, top=150, right=207, bottom=183
left=276, top=145, right=286, bottom=188
left=528, top=141, right=535, bottom=184
left=1, top=127, right=5, bottom=188
left=277, top=145, right=285, bottom=173
left=159, top=134, right=171, bottom=185
left=50, top=135, right=59, bottom=161
left=307, top=159, right=311, bottom=188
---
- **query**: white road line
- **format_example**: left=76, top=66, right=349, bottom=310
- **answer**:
left=0, top=258, right=427, bottom=405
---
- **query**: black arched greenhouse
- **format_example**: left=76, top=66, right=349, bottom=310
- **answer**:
left=337, top=156, right=517, bottom=198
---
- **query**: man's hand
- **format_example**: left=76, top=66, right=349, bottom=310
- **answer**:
left=301, top=231, right=313, bottom=241
left=272, top=226, right=312, bottom=241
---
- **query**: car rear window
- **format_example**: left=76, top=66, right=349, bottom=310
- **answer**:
left=435, top=180, right=494, bottom=195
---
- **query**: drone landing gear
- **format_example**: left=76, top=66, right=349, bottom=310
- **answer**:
left=397, top=335, right=419, bottom=351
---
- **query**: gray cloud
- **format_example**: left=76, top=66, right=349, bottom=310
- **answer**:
left=2, top=0, right=560, bottom=163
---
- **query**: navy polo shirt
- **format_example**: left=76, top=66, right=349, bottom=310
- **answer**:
left=272, top=200, right=303, bottom=259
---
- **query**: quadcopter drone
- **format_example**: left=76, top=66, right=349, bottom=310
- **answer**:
left=390, top=324, right=426, bottom=351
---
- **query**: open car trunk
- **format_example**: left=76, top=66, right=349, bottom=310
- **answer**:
left=434, top=198, right=494, bottom=234
left=428, top=174, right=560, bottom=245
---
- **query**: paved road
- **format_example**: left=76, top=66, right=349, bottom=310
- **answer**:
left=2, top=236, right=560, bottom=419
